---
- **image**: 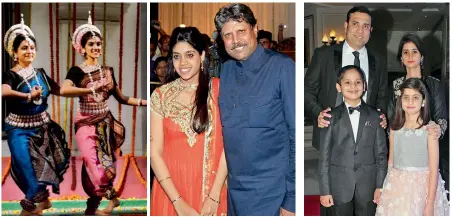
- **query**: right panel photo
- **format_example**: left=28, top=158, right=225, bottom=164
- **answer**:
left=304, top=2, right=449, bottom=216
left=149, top=2, right=296, bottom=216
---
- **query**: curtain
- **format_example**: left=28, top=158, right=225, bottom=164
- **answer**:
left=158, top=3, right=295, bottom=40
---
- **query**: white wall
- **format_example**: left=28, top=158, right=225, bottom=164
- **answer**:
left=2, top=3, right=147, bottom=156
left=305, top=6, right=443, bottom=73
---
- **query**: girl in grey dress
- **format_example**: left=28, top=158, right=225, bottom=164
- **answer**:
left=376, top=78, right=449, bottom=216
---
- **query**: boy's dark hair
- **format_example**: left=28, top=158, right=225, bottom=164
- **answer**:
left=153, top=56, right=167, bottom=72
left=257, top=30, right=272, bottom=42
left=337, top=65, right=366, bottom=84
left=346, top=6, right=373, bottom=26
left=390, top=78, right=431, bottom=131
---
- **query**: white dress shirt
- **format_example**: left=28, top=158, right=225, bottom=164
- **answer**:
left=345, top=101, right=361, bottom=142
left=342, top=41, right=369, bottom=102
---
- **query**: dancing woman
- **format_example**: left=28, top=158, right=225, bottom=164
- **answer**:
left=60, top=11, right=147, bottom=215
left=2, top=14, right=70, bottom=215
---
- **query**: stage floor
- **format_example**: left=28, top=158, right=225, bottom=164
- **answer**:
left=2, top=156, right=148, bottom=216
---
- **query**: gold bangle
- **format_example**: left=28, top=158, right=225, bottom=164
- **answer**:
left=208, top=195, right=220, bottom=204
left=158, top=176, right=171, bottom=183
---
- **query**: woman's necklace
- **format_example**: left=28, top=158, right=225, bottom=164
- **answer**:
left=15, top=65, right=43, bottom=105
left=81, top=62, right=104, bottom=102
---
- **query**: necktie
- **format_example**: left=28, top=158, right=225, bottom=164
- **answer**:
left=348, top=105, right=361, bottom=114
left=353, top=51, right=360, bottom=67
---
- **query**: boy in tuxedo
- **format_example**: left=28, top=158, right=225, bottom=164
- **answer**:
left=318, top=65, right=388, bottom=215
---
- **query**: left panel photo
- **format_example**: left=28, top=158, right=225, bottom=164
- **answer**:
left=1, top=2, right=148, bottom=215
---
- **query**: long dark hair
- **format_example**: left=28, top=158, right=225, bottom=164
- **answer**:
left=390, top=78, right=431, bottom=131
left=165, top=27, right=211, bottom=134
left=397, top=33, right=426, bottom=73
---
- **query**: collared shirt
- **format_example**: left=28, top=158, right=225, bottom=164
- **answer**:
left=345, top=101, right=362, bottom=142
left=219, top=45, right=295, bottom=213
left=342, top=41, right=369, bottom=102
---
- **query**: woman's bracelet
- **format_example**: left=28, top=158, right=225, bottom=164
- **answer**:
left=26, top=93, right=31, bottom=103
left=172, top=196, right=182, bottom=204
left=137, top=98, right=142, bottom=106
left=158, top=176, right=171, bottom=183
left=208, top=195, right=220, bottom=204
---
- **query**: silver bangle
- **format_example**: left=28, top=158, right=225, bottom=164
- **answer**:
left=171, top=196, right=182, bottom=204
left=138, top=98, right=142, bottom=106
left=26, top=93, right=31, bottom=103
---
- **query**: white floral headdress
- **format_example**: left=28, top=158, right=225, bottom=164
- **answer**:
left=72, top=11, right=102, bottom=55
left=3, top=14, right=35, bottom=58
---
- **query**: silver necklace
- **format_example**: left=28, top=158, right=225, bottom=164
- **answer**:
left=15, top=65, right=43, bottom=105
left=81, top=62, right=105, bottom=102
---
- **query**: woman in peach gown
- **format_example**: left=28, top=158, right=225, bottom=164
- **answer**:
left=150, top=26, right=227, bottom=216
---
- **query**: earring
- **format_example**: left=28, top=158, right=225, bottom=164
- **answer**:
left=13, top=54, right=17, bottom=61
left=82, top=49, right=86, bottom=54
left=201, top=64, right=204, bottom=71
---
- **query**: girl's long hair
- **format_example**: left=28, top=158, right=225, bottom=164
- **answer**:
left=165, top=27, right=211, bottom=134
left=390, top=78, right=431, bottom=130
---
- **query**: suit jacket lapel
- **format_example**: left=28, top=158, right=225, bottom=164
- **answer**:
left=334, top=46, right=342, bottom=77
left=355, top=103, right=368, bottom=152
left=367, top=49, right=376, bottom=103
left=338, top=104, right=355, bottom=145
left=332, top=45, right=343, bottom=106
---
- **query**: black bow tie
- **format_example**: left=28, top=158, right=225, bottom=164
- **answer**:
left=348, top=105, right=361, bottom=114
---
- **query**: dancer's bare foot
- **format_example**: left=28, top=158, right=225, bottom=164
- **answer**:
left=19, top=207, right=42, bottom=216
left=38, top=199, right=52, bottom=210
left=102, top=198, right=120, bottom=215
left=95, top=209, right=109, bottom=216
left=84, top=208, right=109, bottom=216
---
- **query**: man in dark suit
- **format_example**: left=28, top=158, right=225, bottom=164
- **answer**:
left=318, top=65, right=388, bottom=215
left=304, top=6, right=388, bottom=151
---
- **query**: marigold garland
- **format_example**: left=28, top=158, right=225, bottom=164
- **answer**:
left=64, top=3, right=71, bottom=136
left=69, top=3, right=76, bottom=150
left=49, top=3, right=56, bottom=121
left=70, top=156, right=76, bottom=190
left=131, top=156, right=146, bottom=188
left=130, top=3, right=140, bottom=156
left=91, top=3, right=95, bottom=25
left=117, top=3, right=124, bottom=156
left=2, top=158, right=11, bottom=185
left=56, top=3, right=61, bottom=124
left=102, top=3, right=106, bottom=66
left=115, top=154, right=130, bottom=195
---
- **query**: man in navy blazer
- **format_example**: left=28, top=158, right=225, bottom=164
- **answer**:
left=215, top=3, right=295, bottom=216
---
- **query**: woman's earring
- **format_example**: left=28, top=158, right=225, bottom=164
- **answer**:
left=13, top=54, right=17, bottom=61
left=201, top=63, right=204, bottom=71
left=422, top=100, right=425, bottom=107
left=82, top=49, right=86, bottom=54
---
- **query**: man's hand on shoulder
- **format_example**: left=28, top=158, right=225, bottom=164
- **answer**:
left=318, top=108, right=332, bottom=128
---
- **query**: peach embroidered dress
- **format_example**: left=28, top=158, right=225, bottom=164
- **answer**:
left=150, top=78, right=227, bottom=215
